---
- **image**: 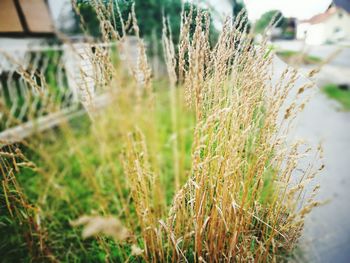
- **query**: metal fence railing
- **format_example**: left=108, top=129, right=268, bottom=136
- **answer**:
left=0, top=42, right=115, bottom=144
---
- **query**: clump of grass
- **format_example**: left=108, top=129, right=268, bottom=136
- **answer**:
left=323, top=83, right=350, bottom=111
left=0, top=2, right=323, bottom=262
left=160, top=9, right=322, bottom=262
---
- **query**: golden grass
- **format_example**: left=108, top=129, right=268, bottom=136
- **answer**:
left=0, top=2, right=323, bottom=262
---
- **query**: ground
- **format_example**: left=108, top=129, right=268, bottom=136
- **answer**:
left=274, top=40, right=350, bottom=263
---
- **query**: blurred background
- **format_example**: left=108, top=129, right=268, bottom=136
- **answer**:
left=0, top=0, right=349, bottom=262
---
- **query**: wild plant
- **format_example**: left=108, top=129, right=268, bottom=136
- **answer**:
left=0, top=2, right=323, bottom=262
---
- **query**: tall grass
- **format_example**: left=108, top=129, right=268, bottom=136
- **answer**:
left=0, top=2, right=322, bottom=262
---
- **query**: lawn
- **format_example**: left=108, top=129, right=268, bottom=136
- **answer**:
left=323, top=84, right=350, bottom=111
left=277, top=50, right=323, bottom=65
left=1, top=84, right=196, bottom=262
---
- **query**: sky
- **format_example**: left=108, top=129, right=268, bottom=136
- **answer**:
left=48, top=0, right=334, bottom=25
left=244, top=0, right=333, bottom=20
left=48, top=0, right=71, bottom=20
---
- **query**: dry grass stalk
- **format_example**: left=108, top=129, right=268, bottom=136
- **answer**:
left=0, top=2, right=322, bottom=262
left=160, top=8, right=322, bottom=262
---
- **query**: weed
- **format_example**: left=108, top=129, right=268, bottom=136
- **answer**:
left=0, top=2, right=322, bottom=262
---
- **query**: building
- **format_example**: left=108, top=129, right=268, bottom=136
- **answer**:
left=0, top=0, right=56, bottom=70
left=296, top=5, right=350, bottom=45
left=0, top=0, right=55, bottom=37
left=0, top=0, right=97, bottom=131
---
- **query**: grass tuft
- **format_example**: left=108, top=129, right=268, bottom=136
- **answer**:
left=0, top=3, right=323, bottom=262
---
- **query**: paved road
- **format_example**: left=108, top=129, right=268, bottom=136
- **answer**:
left=273, top=41, right=350, bottom=262
left=273, top=40, right=350, bottom=68
left=295, top=89, right=350, bottom=263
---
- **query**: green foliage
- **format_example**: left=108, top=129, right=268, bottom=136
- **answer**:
left=233, top=0, right=245, bottom=18
left=77, top=3, right=105, bottom=37
left=74, top=0, right=181, bottom=40
left=323, top=84, right=350, bottom=111
left=255, top=10, right=285, bottom=34
left=0, top=81, right=195, bottom=262
left=134, top=0, right=182, bottom=42
left=277, top=50, right=322, bottom=65
left=74, top=0, right=133, bottom=38
left=231, top=0, right=251, bottom=36
left=73, top=1, right=217, bottom=45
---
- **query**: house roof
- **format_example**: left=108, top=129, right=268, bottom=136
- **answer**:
left=301, top=6, right=338, bottom=24
left=300, top=1, right=350, bottom=25
left=0, top=0, right=55, bottom=37
left=334, top=0, right=350, bottom=13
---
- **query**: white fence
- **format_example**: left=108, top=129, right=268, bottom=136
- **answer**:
left=0, top=37, right=163, bottom=145
left=0, top=42, right=113, bottom=145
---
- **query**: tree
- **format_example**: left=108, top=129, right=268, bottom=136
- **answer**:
left=231, top=0, right=245, bottom=18
left=71, top=1, right=218, bottom=53
left=229, top=0, right=250, bottom=34
left=254, top=10, right=285, bottom=34
left=72, top=0, right=183, bottom=42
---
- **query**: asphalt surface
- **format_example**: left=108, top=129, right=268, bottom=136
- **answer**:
left=273, top=41, right=350, bottom=263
